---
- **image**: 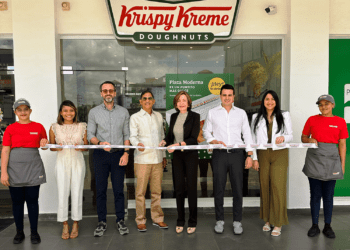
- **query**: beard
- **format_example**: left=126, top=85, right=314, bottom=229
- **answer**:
left=104, top=96, right=114, bottom=103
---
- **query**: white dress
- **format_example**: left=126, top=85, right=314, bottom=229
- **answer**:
left=51, top=122, right=87, bottom=222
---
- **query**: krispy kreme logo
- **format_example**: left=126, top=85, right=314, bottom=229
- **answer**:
left=106, top=0, right=241, bottom=43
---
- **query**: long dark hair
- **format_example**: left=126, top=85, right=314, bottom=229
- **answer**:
left=57, top=100, right=78, bottom=125
left=253, top=90, right=285, bottom=135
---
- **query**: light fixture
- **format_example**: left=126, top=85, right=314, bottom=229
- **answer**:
left=265, top=5, right=277, bottom=15
left=62, top=2, right=70, bottom=11
left=0, top=1, right=8, bottom=11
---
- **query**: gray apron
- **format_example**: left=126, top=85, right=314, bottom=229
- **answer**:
left=303, top=142, right=343, bottom=181
left=8, top=148, right=46, bottom=187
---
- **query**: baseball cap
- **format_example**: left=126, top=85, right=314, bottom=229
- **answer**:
left=316, top=94, right=335, bottom=105
left=13, top=98, right=31, bottom=110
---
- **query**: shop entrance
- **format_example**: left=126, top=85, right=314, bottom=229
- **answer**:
left=61, top=39, right=282, bottom=215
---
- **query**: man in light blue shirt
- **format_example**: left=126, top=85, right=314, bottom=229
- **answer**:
left=87, top=81, right=130, bottom=236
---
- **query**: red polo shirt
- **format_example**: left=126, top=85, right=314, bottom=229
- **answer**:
left=302, top=115, right=349, bottom=143
left=2, top=122, right=47, bottom=148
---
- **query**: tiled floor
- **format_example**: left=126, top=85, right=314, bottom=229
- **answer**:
left=0, top=206, right=350, bottom=250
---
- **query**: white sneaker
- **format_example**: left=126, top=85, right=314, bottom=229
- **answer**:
left=214, top=220, right=225, bottom=234
left=233, top=221, right=243, bottom=235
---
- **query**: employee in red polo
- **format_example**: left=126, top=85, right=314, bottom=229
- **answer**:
left=302, top=94, right=348, bottom=239
left=1, top=98, right=48, bottom=245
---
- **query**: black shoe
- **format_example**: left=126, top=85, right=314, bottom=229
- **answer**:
left=94, top=221, right=107, bottom=237
left=13, top=230, right=25, bottom=244
left=323, top=224, right=336, bottom=238
left=117, top=220, right=129, bottom=235
left=30, top=231, right=41, bottom=244
left=307, top=224, right=320, bottom=237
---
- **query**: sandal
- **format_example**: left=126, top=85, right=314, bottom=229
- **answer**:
left=271, top=226, right=281, bottom=237
left=187, top=227, right=196, bottom=234
left=263, top=223, right=271, bottom=232
left=62, top=221, right=70, bottom=240
left=176, top=226, right=183, bottom=234
left=70, top=221, right=79, bottom=239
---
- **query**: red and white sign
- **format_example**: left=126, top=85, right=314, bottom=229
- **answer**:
left=106, top=0, right=241, bottom=43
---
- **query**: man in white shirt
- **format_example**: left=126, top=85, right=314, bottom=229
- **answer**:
left=203, top=84, right=253, bottom=235
left=129, top=90, right=168, bottom=232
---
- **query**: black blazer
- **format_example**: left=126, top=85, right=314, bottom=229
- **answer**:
left=164, top=110, right=200, bottom=146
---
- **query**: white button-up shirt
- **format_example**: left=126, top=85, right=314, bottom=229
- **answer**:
left=129, top=109, right=165, bottom=164
left=203, top=104, right=253, bottom=152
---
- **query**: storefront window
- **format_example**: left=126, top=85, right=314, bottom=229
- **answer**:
left=61, top=39, right=282, bottom=214
left=0, top=39, right=15, bottom=217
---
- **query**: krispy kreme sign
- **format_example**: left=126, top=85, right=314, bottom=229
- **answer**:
left=106, top=0, right=241, bottom=44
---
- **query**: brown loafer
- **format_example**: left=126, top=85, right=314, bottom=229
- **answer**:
left=153, top=222, right=169, bottom=229
left=137, top=224, right=147, bottom=232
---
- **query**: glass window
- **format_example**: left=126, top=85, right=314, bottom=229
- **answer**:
left=61, top=39, right=282, bottom=215
left=0, top=39, right=15, bottom=214
left=61, top=40, right=125, bottom=70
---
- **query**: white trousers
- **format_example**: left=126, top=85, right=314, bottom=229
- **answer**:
left=55, top=149, right=86, bottom=222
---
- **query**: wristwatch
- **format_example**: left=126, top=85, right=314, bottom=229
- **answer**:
left=97, top=141, right=101, bottom=145
left=247, top=155, right=252, bottom=158
left=124, top=150, right=129, bottom=155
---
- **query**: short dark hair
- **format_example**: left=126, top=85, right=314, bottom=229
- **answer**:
left=100, top=81, right=116, bottom=92
left=140, top=90, right=154, bottom=99
left=173, top=91, right=192, bottom=112
left=220, top=84, right=235, bottom=95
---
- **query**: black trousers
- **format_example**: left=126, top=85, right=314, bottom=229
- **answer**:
left=172, top=150, right=198, bottom=227
left=212, top=149, right=245, bottom=222
left=9, top=185, right=40, bottom=232
left=93, top=150, right=125, bottom=223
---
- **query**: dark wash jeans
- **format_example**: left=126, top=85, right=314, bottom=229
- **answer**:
left=93, top=149, right=125, bottom=223
left=308, top=177, right=336, bottom=225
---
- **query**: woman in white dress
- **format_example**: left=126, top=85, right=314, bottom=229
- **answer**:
left=49, top=100, right=88, bottom=239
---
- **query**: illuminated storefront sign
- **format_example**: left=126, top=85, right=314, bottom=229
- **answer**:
left=106, top=0, right=241, bottom=44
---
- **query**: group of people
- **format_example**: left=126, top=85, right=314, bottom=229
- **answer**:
left=0, top=81, right=347, bottom=245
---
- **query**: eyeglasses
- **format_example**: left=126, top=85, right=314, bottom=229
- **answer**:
left=101, top=89, right=115, bottom=94
left=142, top=97, right=154, bottom=101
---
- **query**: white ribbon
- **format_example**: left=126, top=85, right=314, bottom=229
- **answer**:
left=42, top=143, right=317, bottom=150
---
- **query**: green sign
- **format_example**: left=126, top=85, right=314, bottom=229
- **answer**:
left=329, top=39, right=350, bottom=196
left=165, top=73, right=234, bottom=159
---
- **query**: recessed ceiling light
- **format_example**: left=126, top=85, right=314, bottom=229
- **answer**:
left=186, top=62, right=188, bottom=63
left=147, top=47, right=150, bottom=49
left=190, top=47, right=193, bottom=49
left=227, top=47, right=230, bottom=48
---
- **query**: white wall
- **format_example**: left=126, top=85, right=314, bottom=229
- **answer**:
left=12, top=0, right=60, bottom=213
left=0, top=0, right=12, bottom=34
left=330, top=0, right=350, bottom=35
left=3, top=0, right=350, bottom=35
left=287, top=0, right=330, bottom=208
